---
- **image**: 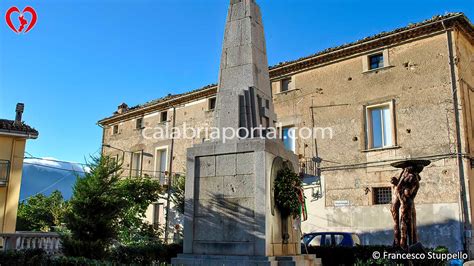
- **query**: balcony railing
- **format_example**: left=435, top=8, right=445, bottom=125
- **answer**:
left=0, top=232, right=62, bottom=254
left=299, top=157, right=321, bottom=177
left=153, top=173, right=169, bottom=186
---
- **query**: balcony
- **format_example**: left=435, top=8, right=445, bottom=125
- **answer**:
left=0, top=232, right=62, bottom=254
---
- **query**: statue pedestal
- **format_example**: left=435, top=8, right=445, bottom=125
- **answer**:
left=172, top=139, right=319, bottom=265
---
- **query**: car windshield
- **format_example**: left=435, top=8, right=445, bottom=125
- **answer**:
left=302, top=234, right=313, bottom=244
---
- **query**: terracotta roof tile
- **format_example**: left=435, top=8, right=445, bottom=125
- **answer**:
left=0, top=119, right=39, bottom=138
left=269, top=13, right=469, bottom=70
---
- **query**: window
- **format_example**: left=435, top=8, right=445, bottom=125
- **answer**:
left=334, top=234, right=345, bottom=246
left=352, top=234, right=361, bottom=245
left=131, top=152, right=142, bottom=177
left=308, top=234, right=322, bottom=247
left=282, top=127, right=296, bottom=152
left=160, top=111, right=168, bottom=123
left=153, top=203, right=165, bottom=230
left=112, top=125, right=119, bottom=135
left=281, top=78, right=292, bottom=92
left=302, top=234, right=313, bottom=245
left=323, top=235, right=333, bottom=246
left=369, top=53, right=384, bottom=70
left=366, top=102, right=394, bottom=149
left=155, top=148, right=168, bottom=185
left=110, top=154, right=120, bottom=165
left=373, top=187, right=392, bottom=205
left=0, top=160, right=10, bottom=185
left=110, top=155, right=119, bottom=176
left=208, top=97, right=217, bottom=111
left=136, top=118, right=143, bottom=129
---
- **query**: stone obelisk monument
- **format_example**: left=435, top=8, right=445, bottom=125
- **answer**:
left=173, top=0, right=318, bottom=265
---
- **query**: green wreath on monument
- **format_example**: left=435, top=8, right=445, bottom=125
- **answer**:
left=274, top=167, right=303, bottom=218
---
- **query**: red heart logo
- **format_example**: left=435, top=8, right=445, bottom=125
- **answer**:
left=5, top=6, right=37, bottom=34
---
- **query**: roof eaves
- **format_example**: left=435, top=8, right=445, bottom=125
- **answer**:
left=268, top=13, right=471, bottom=75
left=98, top=84, right=218, bottom=125
left=0, top=127, right=39, bottom=139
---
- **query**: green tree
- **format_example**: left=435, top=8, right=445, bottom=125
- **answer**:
left=117, top=176, right=163, bottom=245
left=170, top=174, right=185, bottom=214
left=16, top=190, right=68, bottom=232
left=62, top=156, right=162, bottom=259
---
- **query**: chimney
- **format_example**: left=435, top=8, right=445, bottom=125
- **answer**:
left=14, top=103, right=24, bottom=125
left=117, top=103, right=129, bottom=114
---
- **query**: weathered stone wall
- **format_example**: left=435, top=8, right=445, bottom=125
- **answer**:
left=270, top=32, right=472, bottom=250
left=102, top=97, right=215, bottom=234
left=454, top=30, right=474, bottom=251
left=273, top=33, right=459, bottom=204
left=102, top=98, right=215, bottom=176
left=101, top=29, right=474, bottom=250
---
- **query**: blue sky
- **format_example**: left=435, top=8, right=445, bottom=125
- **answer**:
left=1, top=0, right=472, bottom=163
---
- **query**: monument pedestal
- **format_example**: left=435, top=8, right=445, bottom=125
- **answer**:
left=172, top=254, right=319, bottom=266
left=173, top=1, right=320, bottom=264
left=172, top=139, right=320, bottom=265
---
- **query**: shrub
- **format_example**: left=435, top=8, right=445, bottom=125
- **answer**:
left=0, top=249, right=108, bottom=266
left=111, top=242, right=163, bottom=264
left=170, top=174, right=185, bottom=214
left=0, top=243, right=183, bottom=265
left=60, top=236, right=110, bottom=260
left=16, top=190, right=68, bottom=232
left=48, top=255, right=110, bottom=266
left=0, top=249, right=46, bottom=265
left=159, top=243, right=183, bottom=263
left=110, top=242, right=183, bottom=264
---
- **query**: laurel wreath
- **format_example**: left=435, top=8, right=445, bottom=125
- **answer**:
left=274, top=167, right=302, bottom=218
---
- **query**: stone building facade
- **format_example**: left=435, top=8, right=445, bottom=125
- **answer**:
left=98, top=13, right=474, bottom=251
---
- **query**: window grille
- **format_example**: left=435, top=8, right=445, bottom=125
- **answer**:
left=373, top=187, right=392, bottom=205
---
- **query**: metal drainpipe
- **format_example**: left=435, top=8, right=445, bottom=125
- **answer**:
left=140, top=150, right=144, bottom=177
left=129, top=152, right=133, bottom=178
left=164, top=106, right=177, bottom=243
left=445, top=26, right=470, bottom=251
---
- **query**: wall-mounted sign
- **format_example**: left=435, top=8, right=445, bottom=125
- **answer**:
left=334, top=200, right=350, bottom=207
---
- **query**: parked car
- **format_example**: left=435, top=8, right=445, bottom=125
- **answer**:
left=301, top=232, right=361, bottom=251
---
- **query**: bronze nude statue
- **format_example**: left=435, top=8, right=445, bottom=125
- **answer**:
left=390, top=160, right=430, bottom=250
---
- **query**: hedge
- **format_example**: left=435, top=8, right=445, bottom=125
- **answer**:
left=0, top=243, right=183, bottom=265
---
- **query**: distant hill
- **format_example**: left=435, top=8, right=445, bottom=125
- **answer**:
left=20, top=158, right=86, bottom=201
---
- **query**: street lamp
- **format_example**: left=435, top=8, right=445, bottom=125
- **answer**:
left=102, top=144, right=127, bottom=160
